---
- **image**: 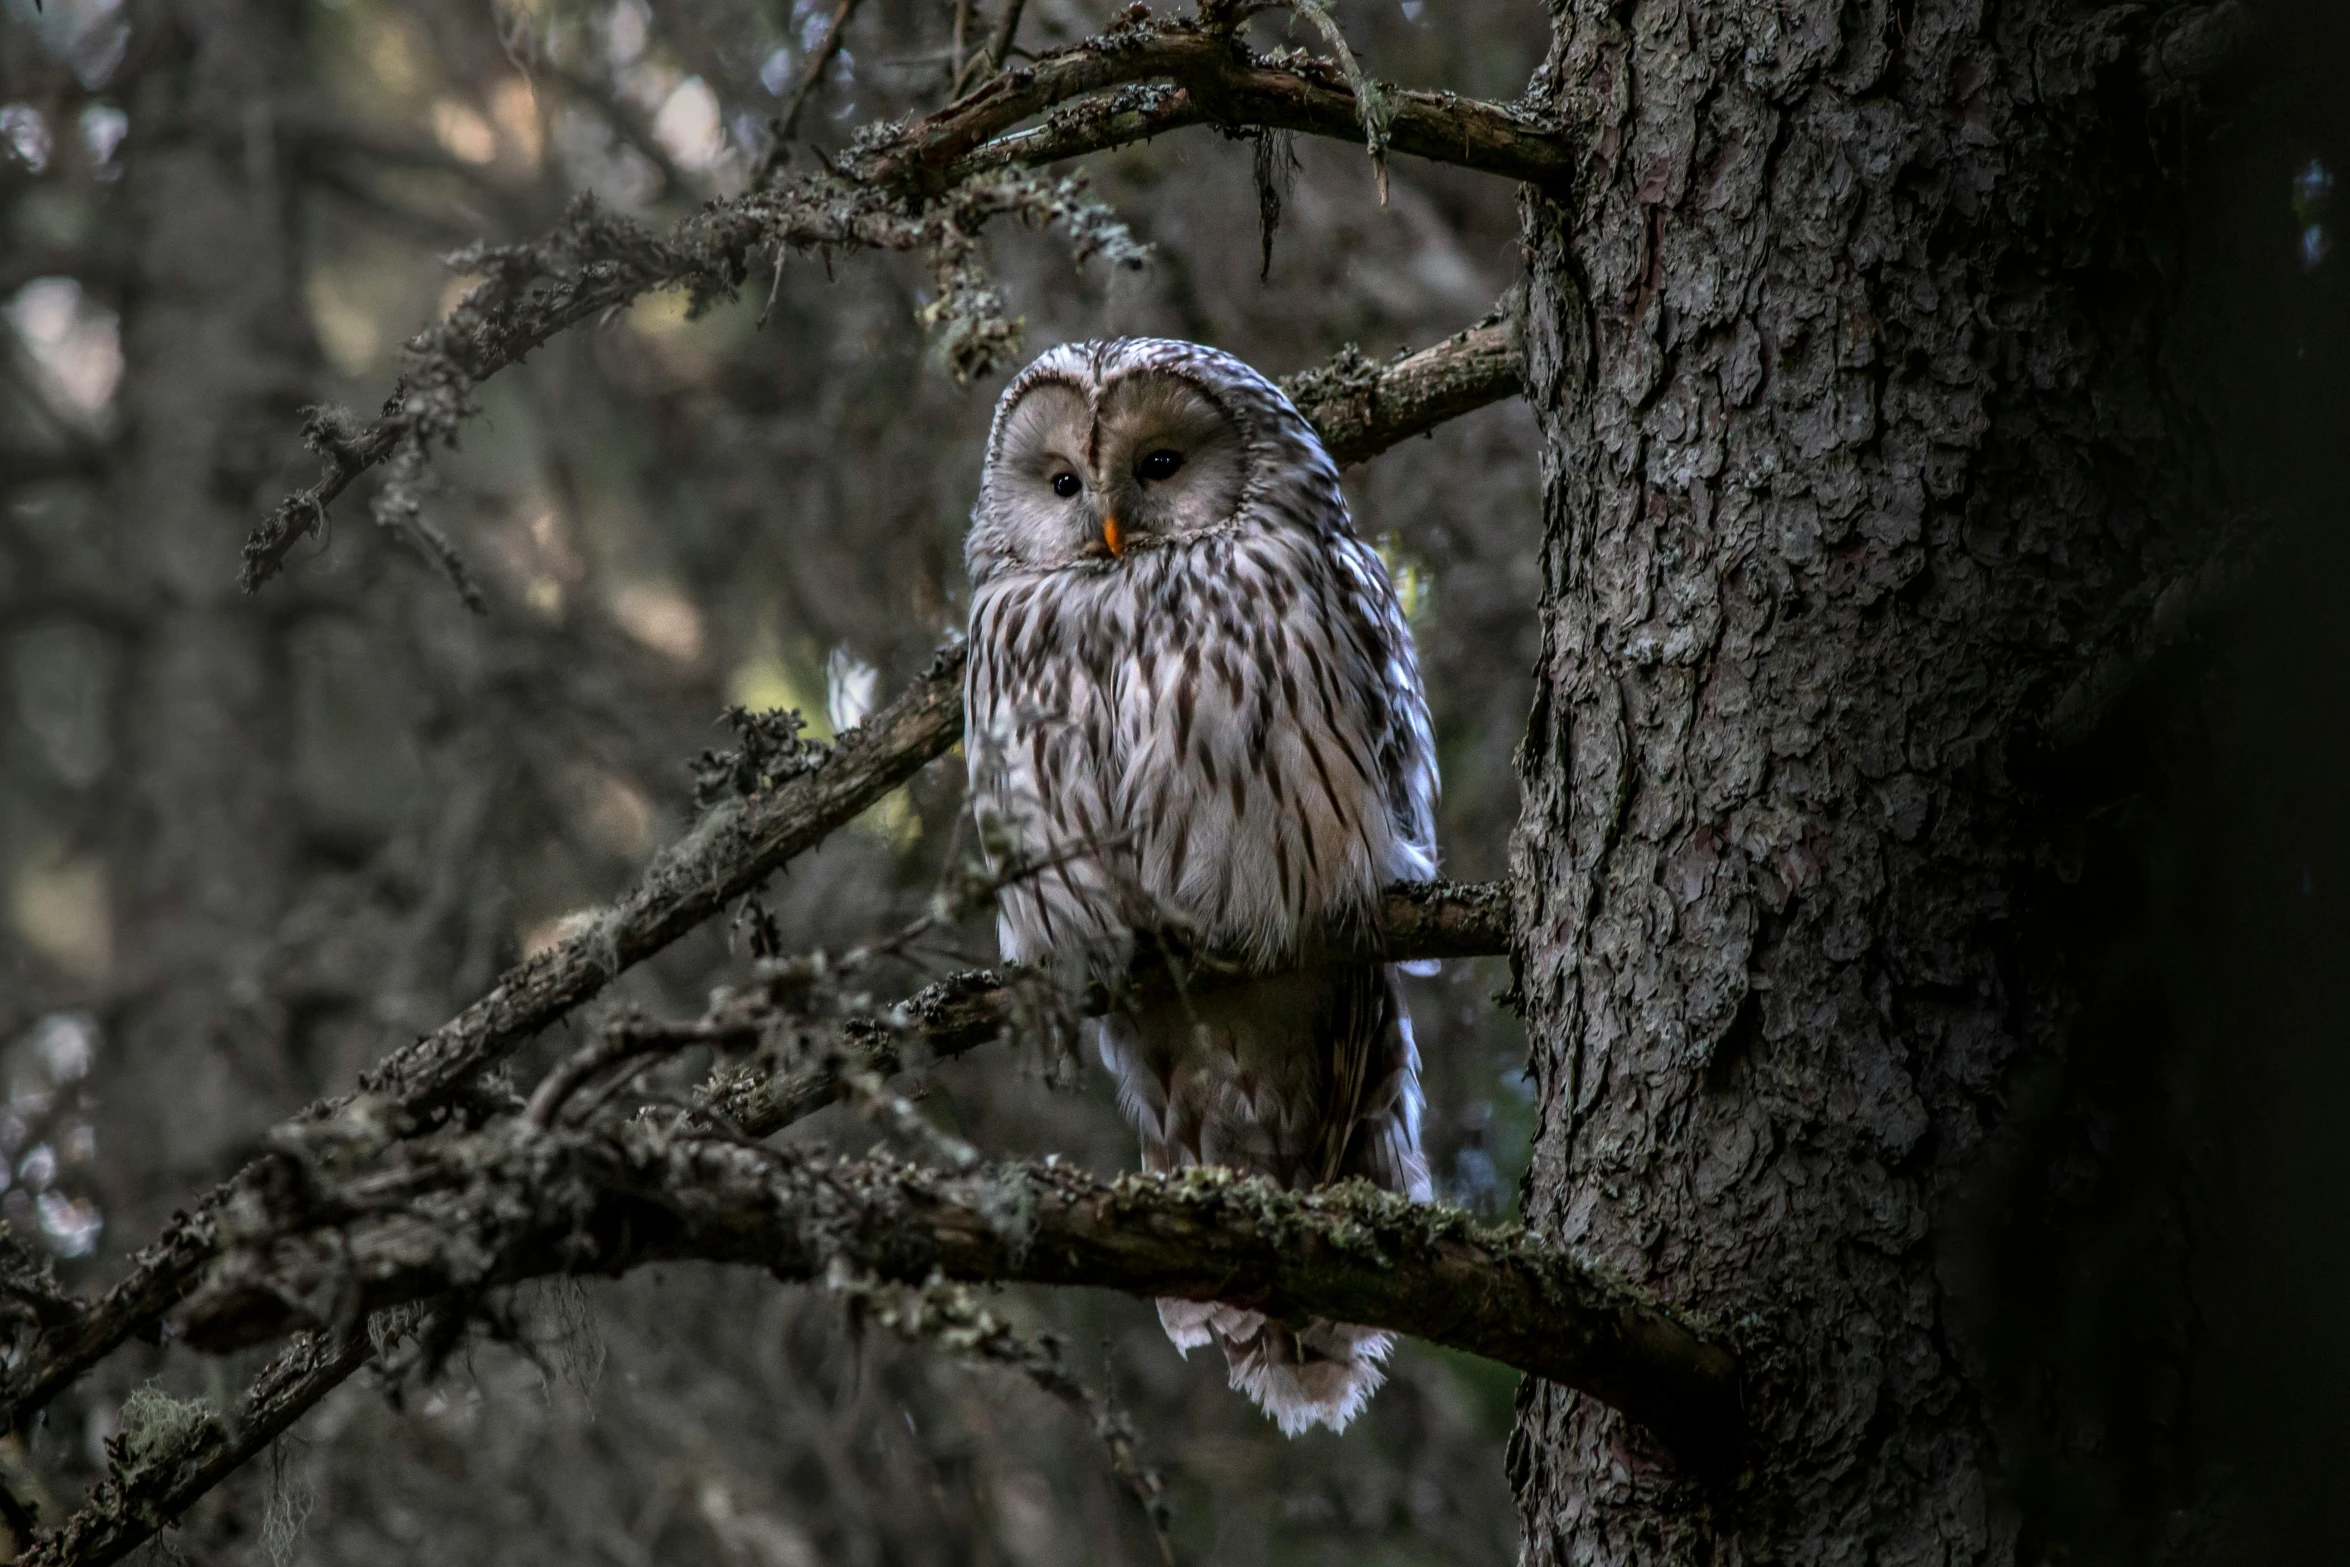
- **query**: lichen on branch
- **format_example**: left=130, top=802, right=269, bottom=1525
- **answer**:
left=175, top=1112, right=1740, bottom=1476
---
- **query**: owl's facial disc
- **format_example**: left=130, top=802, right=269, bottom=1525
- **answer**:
left=980, top=371, right=1246, bottom=573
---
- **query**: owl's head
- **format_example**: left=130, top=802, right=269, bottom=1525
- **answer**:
left=966, top=338, right=1341, bottom=583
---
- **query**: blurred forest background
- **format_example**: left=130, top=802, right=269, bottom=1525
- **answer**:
left=0, top=0, right=1546, bottom=1560
left=3, top=0, right=2349, bottom=1562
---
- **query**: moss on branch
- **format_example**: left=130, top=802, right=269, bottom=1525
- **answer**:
left=18, top=1333, right=372, bottom=1567
left=177, top=1127, right=1740, bottom=1477
left=10, top=870, right=1514, bottom=1564
left=889, top=19, right=1571, bottom=190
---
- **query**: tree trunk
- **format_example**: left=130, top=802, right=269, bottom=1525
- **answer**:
left=104, top=0, right=318, bottom=1213
left=1509, top=0, right=2192, bottom=1557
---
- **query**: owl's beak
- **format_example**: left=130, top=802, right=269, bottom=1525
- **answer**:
left=1101, top=516, right=1124, bottom=557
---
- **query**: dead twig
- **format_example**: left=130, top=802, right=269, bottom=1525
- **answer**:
left=767, top=0, right=867, bottom=168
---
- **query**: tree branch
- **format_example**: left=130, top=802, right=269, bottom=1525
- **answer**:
left=2, top=297, right=1530, bottom=1562
left=679, top=875, right=1515, bottom=1135
left=177, top=1131, right=1740, bottom=1477
left=4, top=332, right=1515, bottom=1417
left=0, top=647, right=964, bottom=1431
left=1280, top=310, right=1524, bottom=467
left=239, top=14, right=1561, bottom=592
left=12, top=876, right=1510, bottom=1564
left=18, top=1330, right=372, bottom=1567
left=869, top=19, right=1570, bottom=194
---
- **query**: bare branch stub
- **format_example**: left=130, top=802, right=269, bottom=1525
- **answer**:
left=177, top=1131, right=1740, bottom=1477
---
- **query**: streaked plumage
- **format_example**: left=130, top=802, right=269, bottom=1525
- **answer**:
left=963, top=338, right=1440, bottom=1434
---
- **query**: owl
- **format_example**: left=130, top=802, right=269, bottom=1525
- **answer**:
left=963, top=338, right=1440, bottom=1435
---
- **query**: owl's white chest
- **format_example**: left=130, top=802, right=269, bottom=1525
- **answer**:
left=967, top=529, right=1432, bottom=968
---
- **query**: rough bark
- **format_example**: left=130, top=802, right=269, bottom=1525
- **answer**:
left=1283, top=318, right=1528, bottom=469
left=1509, top=0, right=2194, bottom=1559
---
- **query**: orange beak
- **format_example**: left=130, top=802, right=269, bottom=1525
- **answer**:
left=1101, top=516, right=1124, bottom=557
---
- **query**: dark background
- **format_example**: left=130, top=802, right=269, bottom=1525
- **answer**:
left=2, top=0, right=2347, bottom=1560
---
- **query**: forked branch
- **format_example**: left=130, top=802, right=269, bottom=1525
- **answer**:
left=703, top=876, right=1515, bottom=1134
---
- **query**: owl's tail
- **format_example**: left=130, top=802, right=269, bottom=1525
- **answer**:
left=1156, top=1299, right=1393, bottom=1436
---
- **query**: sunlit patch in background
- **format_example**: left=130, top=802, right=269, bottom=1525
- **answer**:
left=0, top=1013, right=104, bottom=1258
left=572, top=763, right=659, bottom=861
left=608, top=580, right=707, bottom=666
left=78, top=103, right=125, bottom=179
left=432, top=98, right=500, bottom=165
left=629, top=288, right=695, bottom=336
left=436, top=269, right=489, bottom=320
left=0, top=103, right=51, bottom=173
left=1373, top=533, right=1434, bottom=624
left=520, top=906, right=608, bottom=959
left=7, top=850, right=111, bottom=984
left=758, top=46, right=795, bottom=96
left=490, top=78, right=544, bottom=169
left=728, top=646, right=821, bottom=725
left=654, top=77, right=725, bottom=173
left=854, top=786, right=921, bottom=848
left=486, top=504, right=588, bottom=617
left=4, top=277, right=123, bottom=432
left=2296, top=158, right=2335, bottom=272
left=607, top=0, right=651, bottom=67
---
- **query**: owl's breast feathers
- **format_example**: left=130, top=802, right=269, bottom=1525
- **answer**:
left=968, top=523, right=1435, bottom=970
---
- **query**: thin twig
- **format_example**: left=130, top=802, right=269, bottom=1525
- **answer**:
left=778, top=0, right=865, bottom=144
left=976, top=0, right=1027, bottom=84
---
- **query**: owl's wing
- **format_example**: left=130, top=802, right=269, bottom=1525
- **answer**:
left=1331, top=535, right=1440, bottom=887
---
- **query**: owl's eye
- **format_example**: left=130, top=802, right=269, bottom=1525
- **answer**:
left=1051, top=472, right=1082, bottom=498
left=1137, top=449, right=1184, bottom=482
